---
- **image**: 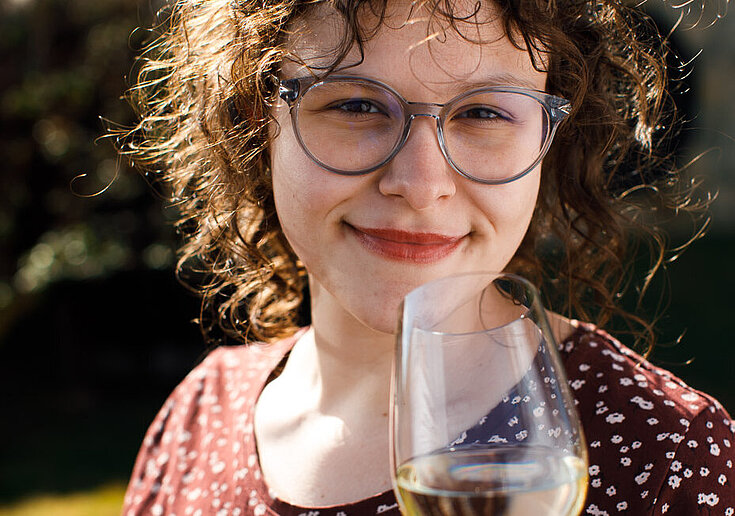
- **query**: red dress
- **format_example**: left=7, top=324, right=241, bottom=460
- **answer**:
left=122, top=324, right=735, bottom=515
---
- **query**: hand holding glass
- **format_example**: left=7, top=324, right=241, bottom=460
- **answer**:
left=391, top=272, right=588, bottom=515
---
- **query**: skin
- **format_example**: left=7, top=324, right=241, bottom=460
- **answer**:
left=255, top=0, right=574, bottom=506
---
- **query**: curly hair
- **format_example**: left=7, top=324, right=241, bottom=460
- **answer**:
left=118, top=0, right=706, bottom=349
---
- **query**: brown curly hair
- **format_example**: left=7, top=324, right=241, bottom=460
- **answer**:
left=118, top=0, right=707, bottom=349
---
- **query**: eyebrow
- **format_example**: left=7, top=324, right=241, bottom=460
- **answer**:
left=448, top=73, right=542, bottom=93
left=326, top=68, right=543, bottom=95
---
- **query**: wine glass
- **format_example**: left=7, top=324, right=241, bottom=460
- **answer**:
left=391, top=272, right=588, bottom=516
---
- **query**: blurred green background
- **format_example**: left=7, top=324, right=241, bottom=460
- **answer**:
left=0, top=0, right=733, bottom=514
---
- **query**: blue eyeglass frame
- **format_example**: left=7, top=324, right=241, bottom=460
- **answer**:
left=278, top=75, right=571, bottom=185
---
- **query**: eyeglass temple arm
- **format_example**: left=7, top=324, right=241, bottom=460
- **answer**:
left=548, top=96, right=572, bottom=123
left=279, top=79, right=300, bottom=105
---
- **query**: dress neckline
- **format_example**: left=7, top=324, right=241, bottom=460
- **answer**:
left=242, top=323, right=594, bottom=513
left=244, top=328, right=397, bottom=513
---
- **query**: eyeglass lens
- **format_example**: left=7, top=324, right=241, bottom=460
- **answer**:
left=294, top=80, right=548, bottom=182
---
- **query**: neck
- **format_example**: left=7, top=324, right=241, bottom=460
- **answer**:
left=309, top=273, right=394, bottom=361
left=253, top=279, right=398, bottom=505
left=285, top=276, right=396, bottom=413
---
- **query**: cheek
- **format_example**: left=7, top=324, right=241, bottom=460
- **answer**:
left=270, top=119, right=313, bottom=246
left=271, top=139, right=318, bottom=257
left=510, top=179, right=540, bottom=226
left=269, top=121, right=360, bottom=261
left=471, top=171, right=540, bottom=262
left=482, top=172, right=540, bottom=228
left=270, top=104, right=336, bottom=206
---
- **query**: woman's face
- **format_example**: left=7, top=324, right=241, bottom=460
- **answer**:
left=270, top=1, right=547, bottom=334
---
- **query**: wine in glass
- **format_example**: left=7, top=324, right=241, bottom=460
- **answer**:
left=391, top=272, right=588, bottom=516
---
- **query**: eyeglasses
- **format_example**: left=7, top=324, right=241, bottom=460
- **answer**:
left=278, top=75, right=571, bottom=185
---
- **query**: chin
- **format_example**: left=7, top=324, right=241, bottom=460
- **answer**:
left=364, top=314, right=401, bottom=335
left=346, top=270, right=455, bottom=335
left=349, top=295, right=406, bottom=336
left=348, top=301, right=402, bottom=335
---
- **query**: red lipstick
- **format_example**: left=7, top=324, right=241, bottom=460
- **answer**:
left=348, top=224, right=464, bottom=264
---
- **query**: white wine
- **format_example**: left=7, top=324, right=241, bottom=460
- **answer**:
left=395, top=446, right=587, bottom=516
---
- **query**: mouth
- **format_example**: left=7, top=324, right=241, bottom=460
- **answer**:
left=346, top=224, right=466, bottom=264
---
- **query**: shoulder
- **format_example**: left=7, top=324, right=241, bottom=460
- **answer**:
left=178, top=338, right=291, bottom=397
left=140, top=339, right=290, bottom=440
left=564, top=323, right=735, bottom=515
left=121, top=331, right=302, bottom=515
left=562, top=322, right=726, bottom=424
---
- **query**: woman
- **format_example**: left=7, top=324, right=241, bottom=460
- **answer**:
left=119, top=0, right=734, bottom=514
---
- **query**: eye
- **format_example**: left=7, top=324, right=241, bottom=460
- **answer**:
left=454, top=106, right=504, bottom=120
left=332, top=99, right=383, bottom=114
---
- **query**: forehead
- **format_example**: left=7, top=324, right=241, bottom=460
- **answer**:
left=282, top=0, right=547, bottom=95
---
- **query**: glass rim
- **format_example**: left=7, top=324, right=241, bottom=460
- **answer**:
left=279, top=75, right=571, bottom=185
left=401, top=271, right=552, bottom=338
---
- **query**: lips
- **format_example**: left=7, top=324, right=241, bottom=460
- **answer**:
left=347, top=224, right=465, bottom=264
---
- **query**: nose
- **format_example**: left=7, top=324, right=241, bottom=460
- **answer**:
left=377, top=115, right=457, bottom=210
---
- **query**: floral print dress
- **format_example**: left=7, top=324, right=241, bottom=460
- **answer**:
left=122, top=323, right=735, bottom=515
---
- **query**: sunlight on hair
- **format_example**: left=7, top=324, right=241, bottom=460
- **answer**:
left=654, top=0, right=730, bottom=28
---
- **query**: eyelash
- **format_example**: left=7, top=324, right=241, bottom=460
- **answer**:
left=456, top=107, right=501, bottom=120
left=324, top=99, right=515, bottom=123
left=331, top=99, right=384, bottom=115
left=453, top=104, right=518, bottom=124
